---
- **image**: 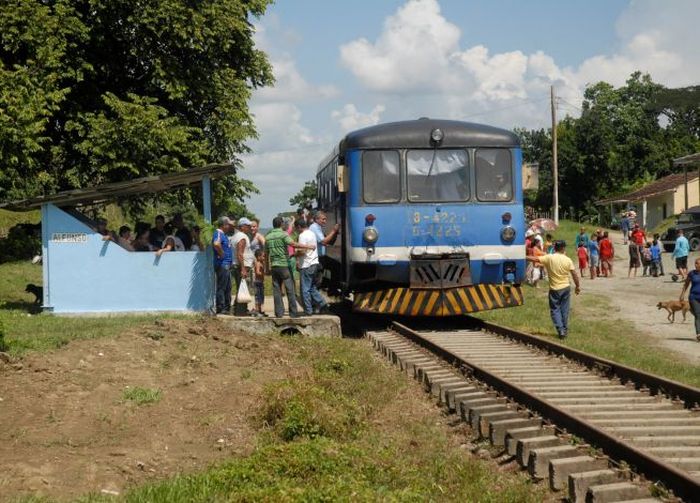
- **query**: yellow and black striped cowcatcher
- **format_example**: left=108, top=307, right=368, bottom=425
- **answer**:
left=353, top=284, right=523, bottom=316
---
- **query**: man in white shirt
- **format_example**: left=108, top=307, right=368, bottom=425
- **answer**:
left=231, top=217, right=254, bottom=315
left=297, top=219, right=329, bottom=315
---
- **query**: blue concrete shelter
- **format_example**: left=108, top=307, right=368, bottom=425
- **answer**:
left=1, top=164, right=233, bottom=314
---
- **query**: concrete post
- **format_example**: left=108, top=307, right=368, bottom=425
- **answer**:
left=202, top=175, right=212, bottom=223
left=41, top=203, right=50, bottom=309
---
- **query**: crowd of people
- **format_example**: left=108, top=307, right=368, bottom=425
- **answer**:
left=527, top=214, right=698, bottom=342
left=97, top=213, right=205, bottom=256
left=212, top=210, right=339, bottom=318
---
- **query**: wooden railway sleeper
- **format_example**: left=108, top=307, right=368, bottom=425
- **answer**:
left=367, top=330, right=668, bottom=502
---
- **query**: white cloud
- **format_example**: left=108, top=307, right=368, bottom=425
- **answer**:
left=339, top=0, right=460, bottom=93
left=331, top=104, right=386, bottom=132
left=242, top=143, right=331, bottom=224
left=339, top=0, right=700, bottom=128
left=256, top=57, right=339, bottom=103
left=243, top=22, right=339, bottom=223
left=250, top=102, right=317, bottom=152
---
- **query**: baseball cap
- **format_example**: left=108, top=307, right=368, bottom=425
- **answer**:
left=525, top=229, right=535, bottom=237
left=238, top=217, right=253, bottom=226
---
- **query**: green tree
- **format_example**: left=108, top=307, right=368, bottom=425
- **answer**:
left=0, top=0, right=273, bottom=213
left=519, top=73, right=700, bottom=216
left=289, top=180, right=317, bottom=211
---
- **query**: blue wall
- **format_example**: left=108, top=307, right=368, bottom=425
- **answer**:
left=42, top=204, right=214, bottom=313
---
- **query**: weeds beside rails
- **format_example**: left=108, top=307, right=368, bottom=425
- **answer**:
left=96, top=337, right=546, bottom=502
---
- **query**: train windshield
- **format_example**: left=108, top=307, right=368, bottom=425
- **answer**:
left=475, top=149, right=513, bottom=201
left=407, top=149, right=469, bottom=202
left=363, top=150, right=401, bottom=203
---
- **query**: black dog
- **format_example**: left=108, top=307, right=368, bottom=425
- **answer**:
left=25, top=284, right=43, bottom=305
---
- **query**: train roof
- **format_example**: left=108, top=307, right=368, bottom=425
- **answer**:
left=343, top=118, right=520, bottom=150
left=317, top=119, right=520, bottom=171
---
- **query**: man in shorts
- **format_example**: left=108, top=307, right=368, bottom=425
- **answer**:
left=527, top=240, right=581, bottom=339
left=673, top=229, right=690, bottom=279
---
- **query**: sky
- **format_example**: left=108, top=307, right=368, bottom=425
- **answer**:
left=242, top=0, right=700, bottom=225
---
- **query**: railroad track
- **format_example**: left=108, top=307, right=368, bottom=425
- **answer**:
left=367, top=319, right=700, bottom=503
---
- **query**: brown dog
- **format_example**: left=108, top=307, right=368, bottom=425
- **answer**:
left=657, top=300, right=689, bottom=323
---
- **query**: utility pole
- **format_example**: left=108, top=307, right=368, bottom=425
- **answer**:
left=551, top=85, right=559, bottom=225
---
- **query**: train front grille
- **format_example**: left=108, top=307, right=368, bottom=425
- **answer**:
left=409, top=254, right=472, bottom=289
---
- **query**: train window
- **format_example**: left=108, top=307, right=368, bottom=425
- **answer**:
left=407, top=150, right=469, bottom=202
left=475, top=149, right=513, bottom=202
left=362, top=150, right=400, bottom=203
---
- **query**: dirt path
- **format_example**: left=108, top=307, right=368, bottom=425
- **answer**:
left=579, top=232, right=700, bottom=365
left=0, top=318, right=295, bottom=501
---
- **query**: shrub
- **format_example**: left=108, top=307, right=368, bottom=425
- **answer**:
left=122, top=386, right=162, bottom=405
left=0, top=224, right=41, bottom=263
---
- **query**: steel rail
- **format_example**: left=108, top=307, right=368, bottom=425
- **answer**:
left=391, top=321, right=700, bottom=502
left=463, top=316, right=700, bottom=409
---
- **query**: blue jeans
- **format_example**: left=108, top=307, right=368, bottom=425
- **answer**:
left=301, top=264, right=326, bottom=314
left=690, top=298, right=700, bottom=336
left=548, top=287, right=571, bottom=337
left=271, top=266, right=298, bottom=317
left=215, top=264, right=231, bottom=314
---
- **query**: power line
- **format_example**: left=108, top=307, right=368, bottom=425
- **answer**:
left=558, top=97, right=583, bottom=112
left=460, top=96, right=550, bottom=120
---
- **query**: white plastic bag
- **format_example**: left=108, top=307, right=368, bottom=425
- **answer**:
left=236, top=278, right=252, bottom=304
left=531, top=267, right=541, bottom=282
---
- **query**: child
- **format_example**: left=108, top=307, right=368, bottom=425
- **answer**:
left=588, top=234, right=599, bottom=279
left=252, top=249, right=266, bottom=317
left=652, top=233, right=665, bottom=276
left=545, top=234, right=554, bottom=254
left=642, top=242, right=653, bottom=276
left=650, top=240, right=661, bottom=277
left=599, top=231, right=614, bottom=277
left=577, top=242, right=589, bottom=278
left=531, top=241, right=545, bottom=287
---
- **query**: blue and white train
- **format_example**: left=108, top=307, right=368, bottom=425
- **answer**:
left=315, top=118, right=525, bottom=316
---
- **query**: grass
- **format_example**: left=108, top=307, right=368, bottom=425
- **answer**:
left=122, top=387, right=162, bottom=406
left=74, top=337, right=546, bottom=503
left=474, top=287, right=700, bottom=388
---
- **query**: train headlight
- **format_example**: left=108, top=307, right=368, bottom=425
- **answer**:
left=363, top=227, right=379, bottom=244
left=430, top=128, right=444, bottom=145
left=501, top=226, right=516, bottom=242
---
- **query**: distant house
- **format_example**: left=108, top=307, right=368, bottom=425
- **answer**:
left=596, top=172, right=700, bottom=230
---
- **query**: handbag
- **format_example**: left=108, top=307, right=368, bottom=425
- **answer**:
left=236, top=278, right=253, bottom=304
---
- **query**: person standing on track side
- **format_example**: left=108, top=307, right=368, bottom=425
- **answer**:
left=265, top=216, right=314, bottom=318
left=212, top=216, right=234, bottom=314
left=309, top=211, right=340, bottom=289
left=527, top=240, right=581, bottom=339
left=673, top=229, right=690, bottom=280
left=679, top=257, right=700, bottom=342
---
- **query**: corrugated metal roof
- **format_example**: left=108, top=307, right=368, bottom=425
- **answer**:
left=596, top=172, right=699, bottom=205
left=0, top=164, right=234, bottom=211
left=673, top=152, right=700, bottom=166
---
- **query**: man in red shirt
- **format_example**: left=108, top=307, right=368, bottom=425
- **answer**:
left=599, top=231, right=615, bottom=277
left=631, top=224, right=645, bottom=245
